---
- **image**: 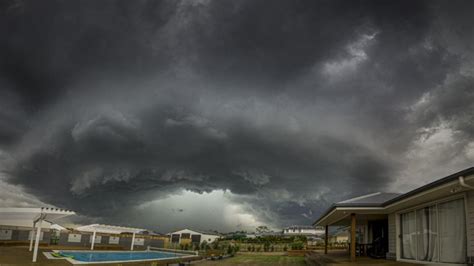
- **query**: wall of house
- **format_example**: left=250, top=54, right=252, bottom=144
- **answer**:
left=0, top=228, right=51, bottom=243
left=169, top=229, right=220, bottom=244
left=387, top=213, right=396, bottom=260
left=58, top=232, right=92, bottom=247
left=467, top=190, right=474, bottom=263
left=201, top=234, right=220, bottom=243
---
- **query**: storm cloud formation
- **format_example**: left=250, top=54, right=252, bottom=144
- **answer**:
left=1, top=0, right=474, bottom=231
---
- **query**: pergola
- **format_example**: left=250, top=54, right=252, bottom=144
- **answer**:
left=0, top=207, right=75, bottom=262
left=75, top=224, right=146, bottom=251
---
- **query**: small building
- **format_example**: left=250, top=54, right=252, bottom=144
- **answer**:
left=314, top=167, right=474, bottom=264
left=168, top=228, right=221, bottom=246
left=283, top=225, right=325, bottom=237
left=328, top=229, right=349, bottom=244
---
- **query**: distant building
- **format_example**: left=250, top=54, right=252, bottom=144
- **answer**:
left=256, top=231, right=283, bottom=237
left=282, top=225, right=325, bottom=237
left=168, top=228, right=221, bottom=245
left=328, top=229, right=349, bottom=244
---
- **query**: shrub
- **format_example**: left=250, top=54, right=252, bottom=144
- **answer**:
left=200, top=240, right=208, bottom=250
left=291, top=241, right=304, bottom=250
left=283, top=245, right=288, bottom=251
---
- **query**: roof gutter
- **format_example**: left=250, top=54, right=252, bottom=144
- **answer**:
left=459, top=176, right=474, bottom=190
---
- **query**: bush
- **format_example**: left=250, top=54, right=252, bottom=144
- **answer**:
left=271, top=245, right=274, bottom=252
left=227, top=245, right=234, bottom=255
left=200, top=241, right=208, bottom=250
left=263, top=242, right=270, bottom=252
left=247, top=245, right=252, bottom=252
left=256, top=246, right=261, bottom=252
left=291, top=241, right=304, bottom=250
left=283, top=245, right=288, bottom=251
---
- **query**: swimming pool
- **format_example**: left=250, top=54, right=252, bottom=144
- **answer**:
left=50, top=250, right=195, bottom=264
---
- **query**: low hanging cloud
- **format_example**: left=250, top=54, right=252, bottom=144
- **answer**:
left=0, top=0, right=474, bottom=231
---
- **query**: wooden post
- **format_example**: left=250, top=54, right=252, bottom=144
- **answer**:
left=324, top=225, right=329, bottom=254
left=350, top=213, right=356, bottom=262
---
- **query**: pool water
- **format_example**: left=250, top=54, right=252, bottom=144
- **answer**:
left=59, top=251, right=185, bottom=262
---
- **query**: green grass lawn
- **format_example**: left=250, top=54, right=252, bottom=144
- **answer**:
left=197, top=253, right=306, bottom=265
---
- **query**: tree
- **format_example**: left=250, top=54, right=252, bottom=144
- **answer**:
left=256, top=226, right=271, bottom=234
left=200, top=240, right=208, bottom=251
left=227, top=245, right=234, bottom=255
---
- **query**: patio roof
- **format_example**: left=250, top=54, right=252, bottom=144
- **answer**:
left=75, top=224, right=146, bottom=234
left=0, top=207, right=75, bottom=227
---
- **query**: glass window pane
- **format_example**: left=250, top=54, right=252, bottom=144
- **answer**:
left=438, top=199, right=466, bottom=263
left=416, top=206, right=438, bottom=262
left=401, top=211, right=416, bottom=260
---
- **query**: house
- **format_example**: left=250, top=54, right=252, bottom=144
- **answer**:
left=328, top=228, right=349, bottom=244
left=314, top=167, right=474, bottom=265
left=168, top=228, right=221, bottom=246
left=282, top=225, right=325, bottom=237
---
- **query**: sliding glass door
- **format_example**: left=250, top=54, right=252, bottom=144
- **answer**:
left=400, top=198, right=466, bottom=264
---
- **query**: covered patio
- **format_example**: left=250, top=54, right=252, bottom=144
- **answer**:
left=75, top=223, right=146, bottom=251
left=0, top=207, right=75, bottom=262
left=314, top=192, right=400, bottom=262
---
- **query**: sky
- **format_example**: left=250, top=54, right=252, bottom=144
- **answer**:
left=0, top=0, right=474, bottom=233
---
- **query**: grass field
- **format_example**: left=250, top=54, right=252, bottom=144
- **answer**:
left=196, top=253, right=306, bottom=265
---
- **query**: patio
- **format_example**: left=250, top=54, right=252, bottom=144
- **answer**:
left=305, top=250, right=420, bottom=266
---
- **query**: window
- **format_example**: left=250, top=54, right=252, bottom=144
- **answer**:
left=400, top=198, right=466, bottom=264
left=181, top=233, right=190, bottom=239
left=171, top=234, right=180, bottom=243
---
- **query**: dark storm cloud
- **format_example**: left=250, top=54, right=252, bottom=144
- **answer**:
left=1, top=0, right=473, bottom=229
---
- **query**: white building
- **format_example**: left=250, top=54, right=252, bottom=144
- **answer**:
left=168, top=228, right=221, bottom=245
left=283, top=225, right=325, bottom=236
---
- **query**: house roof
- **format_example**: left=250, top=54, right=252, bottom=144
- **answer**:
left=336, top=192, right=402, bottom=207
left=313, top=166, right=474, bottom=226
left=169, top=228, right=221, bottom=236
left=284, top=225, right=317, bottom=230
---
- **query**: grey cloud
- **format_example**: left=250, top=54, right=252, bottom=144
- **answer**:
left=1, top=0, right=473, bottom=230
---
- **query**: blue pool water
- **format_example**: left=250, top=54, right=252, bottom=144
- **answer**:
left=59, top=251, right=186, bottom=262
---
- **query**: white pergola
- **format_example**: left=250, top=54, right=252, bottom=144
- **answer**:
left=0, top=207, right=75, bottom=262
left=75, top=224, right=145, bottom=251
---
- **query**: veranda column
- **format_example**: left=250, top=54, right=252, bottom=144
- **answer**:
left=32, top=218, right=43, bottom=262
left=324, top=225, right=329, bottom=254
left=350, top=213, right=356, bottom=262
left=91, top=230, right=97, bottom=250
left=130, top=232, right=136, bottom=250
left=29, top=222, right=36, bottom=252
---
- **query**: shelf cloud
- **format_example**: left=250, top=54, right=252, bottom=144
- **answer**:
left=0, top=0, right=473, bottom=231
